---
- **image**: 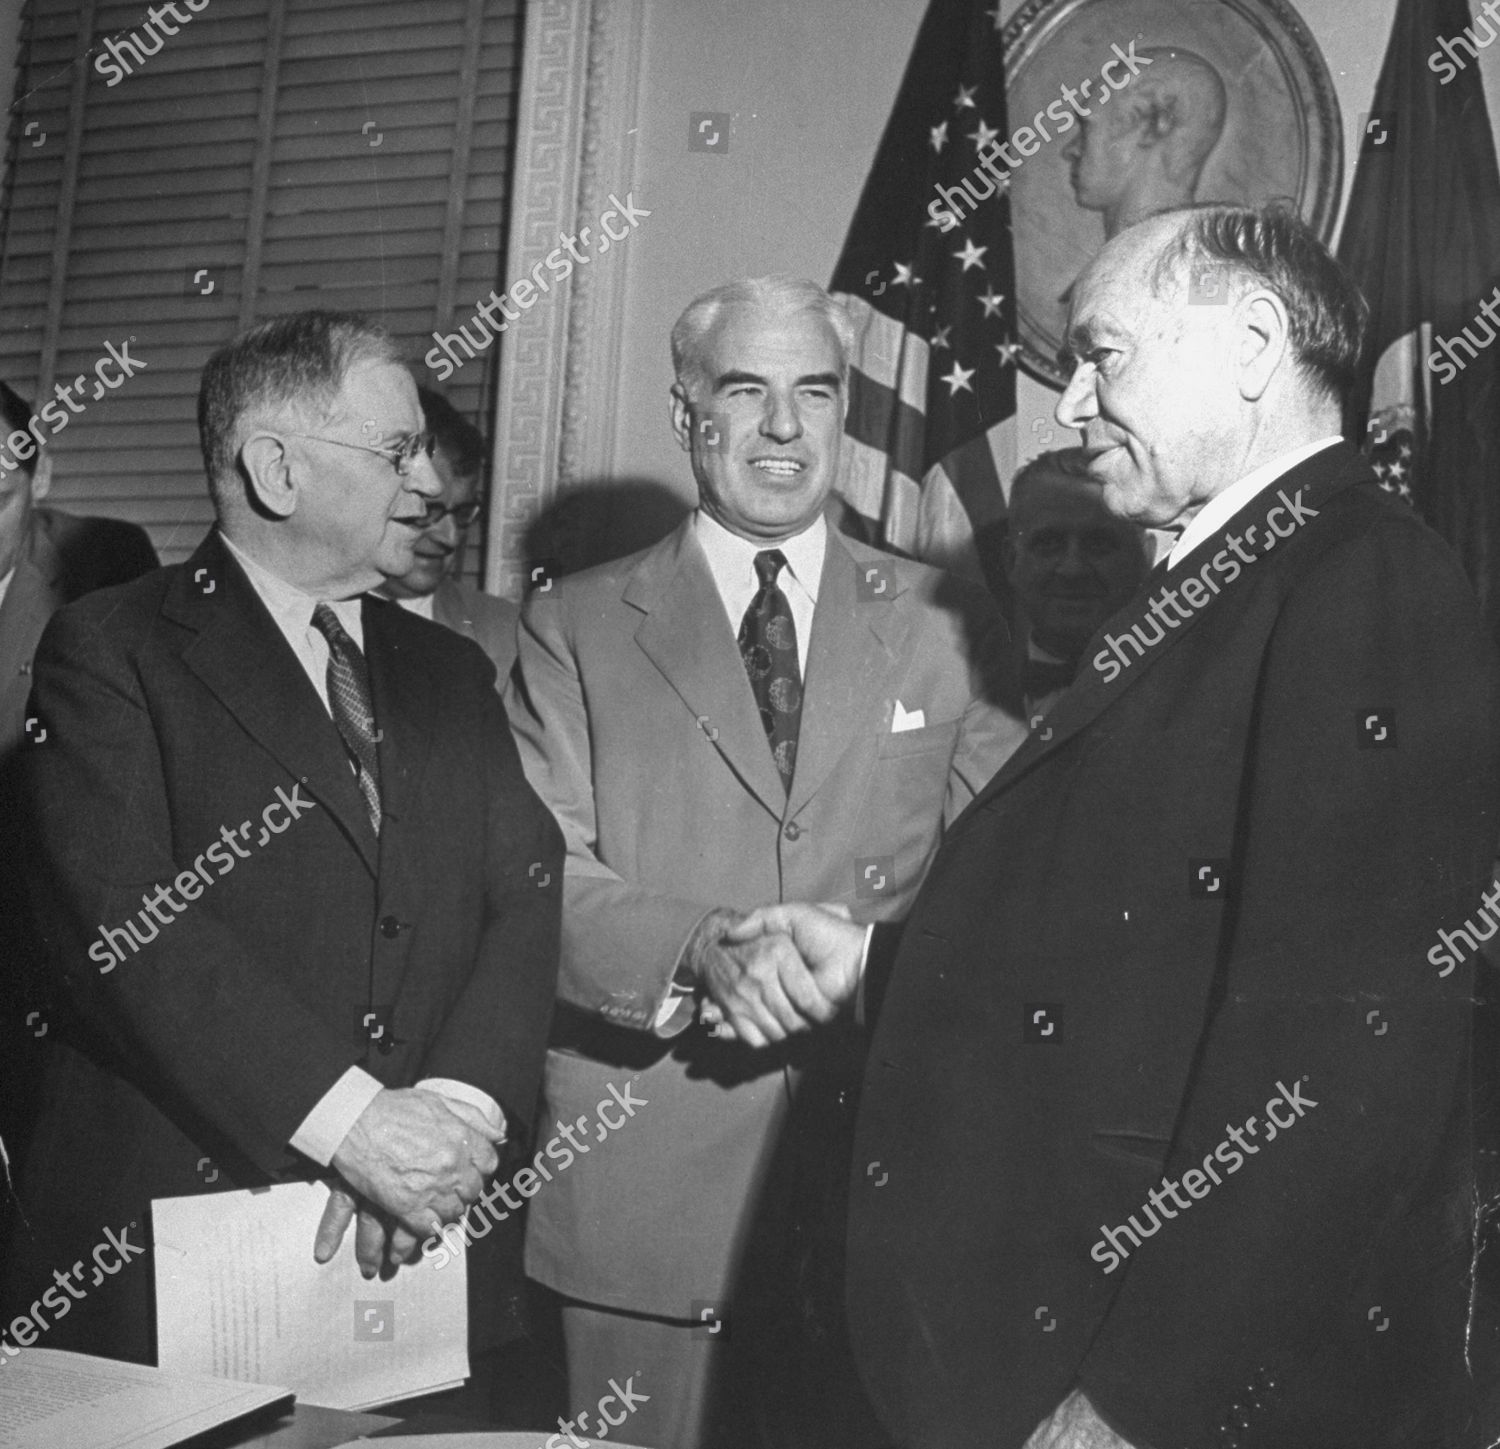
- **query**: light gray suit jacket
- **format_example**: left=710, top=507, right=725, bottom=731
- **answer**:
left=504, top=517, right=1026, bottom=1318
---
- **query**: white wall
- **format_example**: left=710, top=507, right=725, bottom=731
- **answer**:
left=608, top=0, right=1500, bottom=506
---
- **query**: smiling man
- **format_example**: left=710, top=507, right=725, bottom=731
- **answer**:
left=503, top=276, right=1025, bottom=1449
left=2, top=311, right=562, bottom=1403
left=735, top=208, right=1500, bottom=1447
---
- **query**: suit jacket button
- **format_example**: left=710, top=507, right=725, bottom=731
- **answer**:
left=379, top=915, right=402, bottom=938
left=783, top=822, right=801, bottom=841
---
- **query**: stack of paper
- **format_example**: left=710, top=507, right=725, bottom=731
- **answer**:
left=153, top=1181, right=469, bottom=1410
left=0, top=1348, right=290, bottom=1449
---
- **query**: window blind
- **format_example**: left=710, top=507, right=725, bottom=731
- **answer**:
left=1, top=0, right=521, bottom=566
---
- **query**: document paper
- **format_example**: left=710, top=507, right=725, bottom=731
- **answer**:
left=153, top=1181, right=468, bottom=1410
left=0, top=1347, right=290, bottom=1449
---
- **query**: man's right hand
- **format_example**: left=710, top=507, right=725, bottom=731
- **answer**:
left=723, top=902, right=866, bottom=1010
left=327, top=1087, right=501, bottom=1242
left=683, top=909, right=844, bottom=1048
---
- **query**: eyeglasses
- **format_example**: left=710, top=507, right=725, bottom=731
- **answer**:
left=288, top=429, right=436, bottom=478
left=418, top=499, right=484, bottom=528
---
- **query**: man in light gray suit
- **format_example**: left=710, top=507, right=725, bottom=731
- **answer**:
left=504, top=276, right=1026, bottom=1449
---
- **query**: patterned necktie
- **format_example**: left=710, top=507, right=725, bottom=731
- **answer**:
left=738, top=549, right=802, bottom=791
left=311, top=603, right=382, bottom=833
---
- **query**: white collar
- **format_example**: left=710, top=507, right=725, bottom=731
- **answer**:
left=1166, top=437, right=1342, bottom=571
left=693, top=510, right=826, bottom=601
left=218, top=531, right=365, bottom=643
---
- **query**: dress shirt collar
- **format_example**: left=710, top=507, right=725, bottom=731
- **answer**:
left=0, top=567, right=14, bottom=612
left=693, top=509, right=826, bottom=603
left=219, top=530, right=365, bottom=647
left=1166, top=436, right=1342, bottom=571
left=393, top=591, right=436, bottom=620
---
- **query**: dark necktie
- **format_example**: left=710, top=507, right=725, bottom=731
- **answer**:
left=738, top=550, right=802, bottom=790
left=1023, top=656, right=1076, bottom=701
left=311, top=603, right=382, bottom=833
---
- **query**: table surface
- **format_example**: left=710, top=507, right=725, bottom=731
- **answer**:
left=208, top=1406, right=655, bottom=1449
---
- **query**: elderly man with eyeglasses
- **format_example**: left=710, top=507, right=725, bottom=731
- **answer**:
left=0, top=310, right=563, bottom=1411
left=378, top=387, right=519, bottom=683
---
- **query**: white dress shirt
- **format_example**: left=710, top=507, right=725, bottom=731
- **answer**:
left=693, top=509, right=825, bottom=672
left=0, top=567, right=14, bottom=611
left=393, top=591, right=436, bottom=620
left=1165, top=436, right=1342, bottom=571
left=218, top=532, right=504, bottom=1164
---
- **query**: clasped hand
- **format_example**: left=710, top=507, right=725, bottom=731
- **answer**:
left=691, top=901, right=868, bottom=1047
left=314, top=1087, right=503, bottom=1277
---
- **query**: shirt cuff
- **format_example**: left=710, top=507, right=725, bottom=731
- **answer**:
left=290, top=1065, right=385, bottom=1167
left=853, top=924, right=876, bottom=1029
left=417, top=1077, right=508, bottom=1143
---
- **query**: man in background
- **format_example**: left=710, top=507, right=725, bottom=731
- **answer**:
left=0, top=379, right=158, bottom=1177
left=380, top=386, right=518, bottom=681
left=1003, top=447, right=1150, bottom=719
left=2, top=313, right=562, bottom=1412
left=505, top=276, right=1025, bottom=1449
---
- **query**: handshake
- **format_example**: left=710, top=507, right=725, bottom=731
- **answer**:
left=683, top=901, right=871, bottom=1048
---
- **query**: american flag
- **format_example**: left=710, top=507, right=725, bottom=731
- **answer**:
left=829, top=0, right=1018, bottom=585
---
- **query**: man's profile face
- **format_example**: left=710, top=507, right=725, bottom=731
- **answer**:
left=670, top=302, right=845, bottom=542
left=1006, top=474, right=1149, bottom=659
left=288, top=359, right=438, bottom=595
left=1062, top=110, right=1142, bottom=215
left=381, top=445, right=479, bottom=600
left=1055, top=226, right=1240, bottom=527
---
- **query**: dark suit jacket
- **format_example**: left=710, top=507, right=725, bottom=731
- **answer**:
left=0, top=508, right=157, bottom=1168
left=848, top=444, right=1500, bottom=1448
left=0, top=507, right=158, bottom=755
left=2, top=529, right=562, bottom=1363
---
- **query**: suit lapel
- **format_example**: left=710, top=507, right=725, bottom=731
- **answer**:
left=951, top=443, right=1369, bottom=831
left=628, top=523, right=789, bottom=816
left=0, top=526, right=64, bottom=723
left=362, top=595, right=435, bottom=836
left=786, top=533, right=908, bottom=818
left=165, top=532, right=379, bottom=874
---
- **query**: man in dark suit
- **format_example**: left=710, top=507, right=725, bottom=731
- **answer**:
left=504, top=276, right=1025, bottom=1449
left=734, top=206, right=1500, bottom=1446
left=1, top=313, right=562, bottom=1397
left=1002, top=447, right=1149, bottom=721
left=0, top=380, right=158, bottom=1177
left=379, top=387, right=518, bottom=681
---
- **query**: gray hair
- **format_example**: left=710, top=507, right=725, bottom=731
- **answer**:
left=197, top=310, right=404, bottom=502
left=670, top=275, right=856, bottom=393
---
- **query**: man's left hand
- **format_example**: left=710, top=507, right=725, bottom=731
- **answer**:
left=1023, top=1391, right=1139, bottom=1449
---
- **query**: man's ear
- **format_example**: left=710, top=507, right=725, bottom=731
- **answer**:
left=1233, top=289, right=1289, bottom=403
left=239, top=432, right=298, bottom=519
left=669, top=383, right=693, bottom=453
left=29, top=453, right=52, bottom=502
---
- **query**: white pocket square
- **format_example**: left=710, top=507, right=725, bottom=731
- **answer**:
left=891, top=701, right=926, bottom=733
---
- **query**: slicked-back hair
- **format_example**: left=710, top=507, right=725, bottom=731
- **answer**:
left=1148, top=203, right=1368, bottom=407
left=417, top=386, right=486, bottom=480
left=670, top=275, right=857, bottom=394
left=197, top=310, right=404, bottom=501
